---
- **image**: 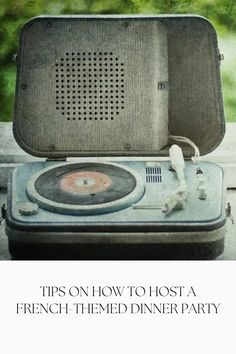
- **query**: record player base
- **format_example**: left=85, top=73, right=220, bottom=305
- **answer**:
left=7, top=226, right=225, bottom=260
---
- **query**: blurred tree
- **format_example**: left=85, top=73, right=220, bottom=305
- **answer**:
left=0, top=0, right=236, bottom=121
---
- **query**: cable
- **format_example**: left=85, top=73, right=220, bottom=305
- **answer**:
left=169, top=135, right=200, bottom=164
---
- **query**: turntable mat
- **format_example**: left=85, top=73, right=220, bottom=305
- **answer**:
left=34, top=163, right=137, bottom=205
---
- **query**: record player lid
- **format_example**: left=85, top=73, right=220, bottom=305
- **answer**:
left=13, top=15, right=225, bottom=158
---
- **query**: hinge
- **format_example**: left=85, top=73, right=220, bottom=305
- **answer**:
left=219, top=53, right=224, bottom=61
left=217, top=49, right=224, bottom=64
left=12, top=53, right=18, bottom=63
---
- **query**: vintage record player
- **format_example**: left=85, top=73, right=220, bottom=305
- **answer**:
left=6, top=15, right=227, bottom=260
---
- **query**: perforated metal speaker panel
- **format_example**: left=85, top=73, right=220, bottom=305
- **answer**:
left=55, top=51, right=125, bottom=121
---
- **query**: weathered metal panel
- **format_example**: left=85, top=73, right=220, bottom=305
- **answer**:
left=13, top=15, right=225, bottom=157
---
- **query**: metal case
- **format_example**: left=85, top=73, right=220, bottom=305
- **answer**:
left=6, top=15, right=226, bottom=259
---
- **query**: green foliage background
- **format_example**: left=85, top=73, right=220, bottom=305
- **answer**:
left=0, top=0, right=236, bottom=121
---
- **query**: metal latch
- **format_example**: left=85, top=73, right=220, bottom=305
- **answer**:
left=226, top=202, right=234, bottom=224
left=0, top=204, right=6, bottom=225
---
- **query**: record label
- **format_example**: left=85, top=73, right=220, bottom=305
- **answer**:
left=60, top=171, right=112, bottom=194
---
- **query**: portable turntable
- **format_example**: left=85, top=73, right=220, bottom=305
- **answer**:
left=6, top=15, right=227, bottom=259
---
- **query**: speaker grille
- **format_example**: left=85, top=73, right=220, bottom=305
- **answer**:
left=145, top=167, right=162, bottom=183
left=55, top=52, right=125, bottom=121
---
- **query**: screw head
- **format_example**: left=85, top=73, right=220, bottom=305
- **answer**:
left=124, top=143, right=131, bottom=150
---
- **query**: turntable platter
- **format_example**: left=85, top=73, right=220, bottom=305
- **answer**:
left=26, top=162, right=144, bottom=215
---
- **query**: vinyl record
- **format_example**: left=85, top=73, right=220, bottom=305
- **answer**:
left=26, top=162, right=144, bottom=215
